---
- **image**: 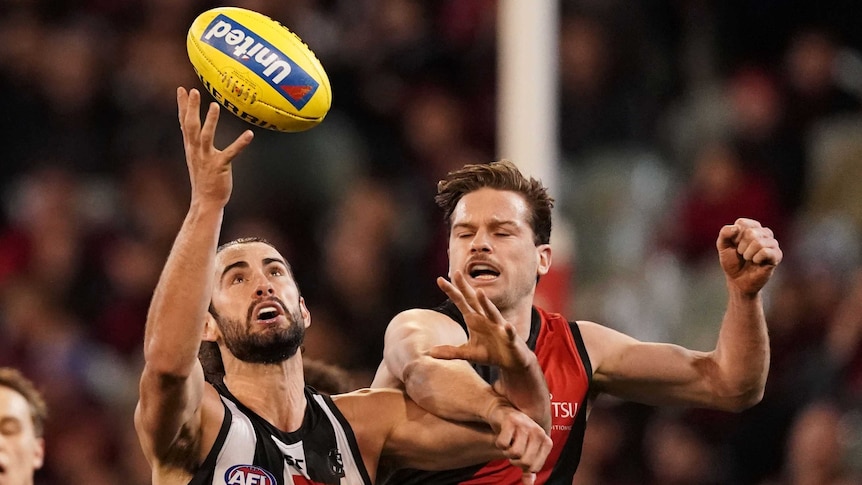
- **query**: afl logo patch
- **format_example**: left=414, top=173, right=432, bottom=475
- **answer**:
left=225, top=464, right=277, bottom=485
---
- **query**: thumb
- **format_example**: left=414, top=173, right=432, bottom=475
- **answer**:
left=222, top=130, right=255, bottom=162
left=521, top=471, right=536, bottom=485
left=428, top=344, right=470, bottom=361
left=716, top=224, right=740, bottom=251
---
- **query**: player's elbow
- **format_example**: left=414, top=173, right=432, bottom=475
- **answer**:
left=402, top=356, right=436, bottom=392
left=402, top=355, right=456, bottom=409
left=714, top=382, right=765, bottom=412
left=733, top=385, right=765, bottom=411
left=705, top=353, right=768, bottom=412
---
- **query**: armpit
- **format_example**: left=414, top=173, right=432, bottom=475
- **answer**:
left=159, top=422, right=202, bottom=472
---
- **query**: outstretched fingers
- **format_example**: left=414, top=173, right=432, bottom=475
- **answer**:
left=177, top=87, right=189, bottom=128
left=181, top=88, right=203, bottom=145
left=437, top=271, right=480, bottom=317
left=477, top=289, right=511, bottom=331
left=176, top=87, right=254, bottom=165
left=223, top=130, right=255, bottom=161
left=199, top=101, right=220, bottom=151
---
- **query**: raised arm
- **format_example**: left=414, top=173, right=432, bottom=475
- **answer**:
left=585, top=218, right=782, bottom=411
left=135, top=88, right=253, bottom=464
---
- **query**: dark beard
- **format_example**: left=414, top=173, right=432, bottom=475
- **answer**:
left=213, top=298, right=306, bottom=364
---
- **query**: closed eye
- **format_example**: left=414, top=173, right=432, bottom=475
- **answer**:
left=0, top=417, right=22, bottom=435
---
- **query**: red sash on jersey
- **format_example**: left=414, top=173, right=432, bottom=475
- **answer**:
left=457, top=309, right=591, bottom=484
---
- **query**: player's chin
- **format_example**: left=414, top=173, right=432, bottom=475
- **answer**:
left=467, top=276, right=504, bottom=296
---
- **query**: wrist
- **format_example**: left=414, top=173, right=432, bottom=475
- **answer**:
left=726, top=282, right=762, bottom=302
left=189, top=197, right=228, bottom=215
left=482, top=397, right=511, bottom=431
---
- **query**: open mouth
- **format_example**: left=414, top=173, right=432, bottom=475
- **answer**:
left=257, top=306, right=280, bottom=321
left=252, top=299, right=286, bottom=323
left=468, top=263, right=500, bottom=280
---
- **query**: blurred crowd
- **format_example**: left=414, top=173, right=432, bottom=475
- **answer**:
left=0, top=0, right=861, bottom=483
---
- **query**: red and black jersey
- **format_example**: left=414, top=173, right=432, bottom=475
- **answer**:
left=383, top=300, right=593, bottom=485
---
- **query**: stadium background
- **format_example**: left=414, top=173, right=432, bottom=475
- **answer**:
left=0, top=0, right=861, bottom=483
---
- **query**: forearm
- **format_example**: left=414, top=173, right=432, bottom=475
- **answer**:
left=403, top=356, right=507, bottom=425
left=497, top=358, right=551, bottom=432
left=714, top=286, right=770, bottom=406
left=143, top=202, right=224, bottom=376
left=381, top=389, right=552, bottom=475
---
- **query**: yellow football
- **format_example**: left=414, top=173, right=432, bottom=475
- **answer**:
left=186, top=7, right=331, bottom=132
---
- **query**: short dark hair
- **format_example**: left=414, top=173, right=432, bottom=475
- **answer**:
left=435, top=160, right=555, bottom=245
left=0, top=367, right=48, bottom=437
left=217, top=236, right=275, bottom=254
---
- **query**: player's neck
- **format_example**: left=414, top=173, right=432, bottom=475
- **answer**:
left=223, top=354, right=307, bottom=431
left=501, top=299, right=535, bottom=342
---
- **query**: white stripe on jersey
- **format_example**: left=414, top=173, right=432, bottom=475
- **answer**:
left=204, top=394, right=370, bottom=485
left=310, top=393, right=369, bottom=484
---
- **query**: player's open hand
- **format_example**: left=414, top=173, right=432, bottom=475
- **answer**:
left=717, top=218, right=783, bottom=295
left=428, top=271, right=532, bottom=371
left=177, top=87, right=253, bottom=208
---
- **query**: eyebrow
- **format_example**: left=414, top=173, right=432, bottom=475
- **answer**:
left=453, top=220, right=519, bottom=231
left=221, top=261, right=249, bottom=280
left=220, top=258, right=289, bottom=280
left=263, top=257, right=287, bottom=268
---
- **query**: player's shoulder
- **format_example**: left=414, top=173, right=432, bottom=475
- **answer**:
left=576, top=320, right=635, bottom=343
left=391, top=307, right=444, bottom=323
left=576, top=320, right=641, bottom=374
left=384, top=308, right=467, bottom=347
left=389, top=307, right=462, bottom=331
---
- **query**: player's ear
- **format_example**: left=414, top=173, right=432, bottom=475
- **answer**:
left=202, top=313, right=219, bottom=342
left=33, top=437, right=45, bottom=469
left=299, top=297, right=311, bottom=329
left=446, top=247, right=453, bottom=280
left=537, top=244, right=552, bottom=277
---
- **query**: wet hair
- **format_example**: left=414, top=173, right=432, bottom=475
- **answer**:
left=0, top=367, right=48, bottom=437
left=435, top=160, right=555, bottom=245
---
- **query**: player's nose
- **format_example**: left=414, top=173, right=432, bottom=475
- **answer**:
left=470, top=231, right=492, bottom=252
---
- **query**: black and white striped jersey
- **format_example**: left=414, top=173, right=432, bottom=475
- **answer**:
left=189, top=384, right=372, bottom=485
